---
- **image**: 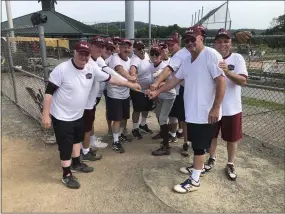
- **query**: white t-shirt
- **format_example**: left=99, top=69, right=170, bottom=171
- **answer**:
left=222, top=53, right=248, bottom=116
left=150, top=61, right=176, bottom=100
left=50, top=59, right=110, bottom=121
left=95, top=56, right=108, bottom=98
left=163, top=58, right=171, bottom=64
left=130, top=54, right=152, bottom=90
left=168, top=47, right=191, bottom=94
left=175, top=47, right=225, bottom=124
left=107, top=54, right=131, bottom=99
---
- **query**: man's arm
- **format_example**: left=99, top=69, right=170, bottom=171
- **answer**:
left=151, top=66, right=173, bottom=90
left=213, top=75, right=226, bottom=109
left=129, top=65, right=137, bottom=76
left=109, top=75, right=141, bottom=91
left=115, top=65, right=136, bottom=82
left=102, top=66, right=127, bottom=81
left=218, top=61, right=247, bottom=86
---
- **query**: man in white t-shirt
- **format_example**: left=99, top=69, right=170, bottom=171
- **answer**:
left=159, top=42, right=171, bottom=64
left=204, top=29, right=248, bottom=181
left=42, top=41, right=141, bottom=189
left=107, top=38, right=137, bottom=153
left=129, top=40, right=154, bottom=140
left=147, top=26, right=226, bottom=193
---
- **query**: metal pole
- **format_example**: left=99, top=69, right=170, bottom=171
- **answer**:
left=198, top=10, right=201, bottom=22
left=38, top=25, right=49, bottom=88
left=201, top=6, right=204, bottom=18
left=57, top=40, right=60, bottom=60
left=5, top=0, right=17, bottom=53
left=191, top=14, right=193, bottom=26
left=5, top=32, right=18, bottom=103
left=148, top=0, right=151, bottom=50
left=125, top=1, right=134, bottom=39
left=194, top=12, right=197, bottom=25
left=225, top=0, right=229, bottom=29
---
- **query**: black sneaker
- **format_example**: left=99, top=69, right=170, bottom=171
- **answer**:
left=151, top=145, right=170, bottom=156
left=81, top=151, right=102, bottom=162
left=132, top=128, right=143, bottom=140
left=204, top=157, right=216, bottom=172
left=61, top=175, right=80, bottom=189
left=119, top=133, right=132, bottom=143
left=169, top=134, right=178, bottom=143
left=181, top=142, right=190, bottom=157
left=225, top=164, right=237, bottom=181
left=112, top=142, right=125, bottom=153
left=176, top=131, right=183, bottom=139
left=152, top=133, right=162, bottom=140
left=139, top=124, right=153, bottom=134
left=71, top=162, right=94, bottom=173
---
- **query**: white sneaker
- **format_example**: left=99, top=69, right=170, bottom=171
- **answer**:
left=173, top=177, right=200, bottom=193
left=180, top=165, right=206, bottom=177
left=90, top=136, right=108, bottom=149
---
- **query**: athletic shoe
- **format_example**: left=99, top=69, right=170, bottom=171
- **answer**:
left=173, top=177, right=200, bottom=193
left=91, top=137, right=108, bottom=149
left=112, top=141, right=125, bottom=153
left=132, top=128, right=143, bottom=140
left=61, top=175, right=80, bottom=189
left=225, top=164, right=237, bottom=181
left=81, top=151, right=102, bottom=162
left=71, top=162, right=94, bottom=173
left=176, top=131, right=183, bottom=139
left=169, top=134, right=178, bottom=143
left=119, top=133, right=132, bottom=143
left=204, top=157, right=216, bottom=171
left=151, top=145, right=170, bottom=156
left=181, top=142, right=190, bottom=157
left=179, top=165, right=206, bottom=177
left=139, top=124, right=153, bottom=134
left=152, top=133, right=162, bottom=140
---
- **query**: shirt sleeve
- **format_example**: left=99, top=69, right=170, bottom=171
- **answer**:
left=208, top=49, right=225, bottom=80
left=130, top=55, right=140, bottom=69
left=235, top=54, right=248, bottom=77
left=96, top=57, right=107, bottom=68
left=168, top=53, right=182, bottom=73
left=109, top=55, right=122, bottom=70
left=175, top=61, right=185, bottom=80
left=48, top=64, right=63, bottom=87
left=92, top=61, right=111, bottom=82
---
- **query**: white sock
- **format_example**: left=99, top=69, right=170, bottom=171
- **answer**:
left=191, top=169, right=201, bottom=182
left=90, top=135, right=95, bottom=140
left=133, top=123, right=139, bottom=129
left=140, top=117, right=147, bottom=126
left=170, top=132, right=176, bottom=137
left=119, top=127, right=124, bottom=134
left=82, top=147, right=90, bottom=155
left=113, top=133, right=119, bottom=143
left=178, top=128, right=183, bottom=133
left=228, top=162, right=234, bottom=165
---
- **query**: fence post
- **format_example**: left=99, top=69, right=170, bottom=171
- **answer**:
left=38, top=24, right=49, bottom=88
left=5, top=32, right=18, bottom=104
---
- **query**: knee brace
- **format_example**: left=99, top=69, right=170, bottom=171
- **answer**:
left=169, top=117, right=178, bottom=124
left=193, top=148, right=206, bottom=156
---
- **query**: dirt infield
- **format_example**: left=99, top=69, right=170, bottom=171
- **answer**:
left=2, top=96, right=284, bottom=213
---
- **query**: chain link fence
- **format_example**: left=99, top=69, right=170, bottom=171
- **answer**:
left=1, top=31, right=285, bottom=148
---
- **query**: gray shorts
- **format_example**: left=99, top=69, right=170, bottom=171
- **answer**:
left=155, top=98, right=175, bottom=125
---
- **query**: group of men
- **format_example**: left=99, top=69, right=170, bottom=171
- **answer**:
left=42, top=26, right=248, bottom=192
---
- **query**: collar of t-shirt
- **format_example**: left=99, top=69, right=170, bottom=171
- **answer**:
left=91, top=56, right=99, bottom=62
left=223, top=52, right=232, bottom=60
left=154, top=61, right=162, bottom=68
left=71, top=58, right=84, bottom=70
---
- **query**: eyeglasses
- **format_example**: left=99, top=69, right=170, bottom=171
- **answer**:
left=184, top=36, right=196, bottom=43
left=137, top=47, right=145, bottom=51
left=106, top=48, right=114, bottom=51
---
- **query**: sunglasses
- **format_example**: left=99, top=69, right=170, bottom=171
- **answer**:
left=150, top=52, right=160, bottom=57
left=184, top=36, right=197, bottom=43
left=106, top=47, right=114, bottom=51
left=78, top=51, right=90, bottom=57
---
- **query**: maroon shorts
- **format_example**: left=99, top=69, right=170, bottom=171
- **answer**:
left=83, top=106, right=96, bottom=133
left=213, top=112, right=242, bottom=142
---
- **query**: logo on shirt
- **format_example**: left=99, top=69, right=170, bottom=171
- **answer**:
left=85, top=73, right=93, bottom=79
left=228, top=64, right=235, bottom=71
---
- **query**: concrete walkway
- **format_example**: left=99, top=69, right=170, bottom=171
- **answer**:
left=2, top=96, right=284, bottom=213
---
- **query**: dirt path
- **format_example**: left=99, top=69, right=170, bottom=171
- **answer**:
left=2, top=96, right=284, bottom=213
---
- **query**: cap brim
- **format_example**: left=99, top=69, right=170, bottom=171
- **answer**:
left=120, top=42, right=132, bottom=46
left=76, top=49, right=91, bottom=54
left=215, top=34, right=231, bottom=40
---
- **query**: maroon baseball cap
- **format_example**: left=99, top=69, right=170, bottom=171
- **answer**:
left=91, top=36, right=105, bottom=46
left=158, top=42, right=167, bottom=49
left=150, top=46, right=161, bottom=55
left=74, top=41, right=91, bottom=53
left=112, top=36, right=121, bottom=44
left=133, top=40, right=145, bottom=49
left=119, top=38, right=132, bottom=46
left=104, top=38, right=115, bottom=49
left=166, top=37, right=180, bottom=45
left=184, top=25, right=205, bottom=38
left=215, top=28, right=231, bottom=40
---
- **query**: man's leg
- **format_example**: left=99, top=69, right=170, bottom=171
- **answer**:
left=169, top=117, right=178, bottom=142
left=132, top=111, right=143, bottom=139
left=177, top=121, right=184, bottom=138
left=104, top=90, right=112, bottom=136
left=139, top=111, right=153, bottom=134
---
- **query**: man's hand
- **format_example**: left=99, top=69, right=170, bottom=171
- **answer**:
left=127, top=75, right=137, bottom=83
left=218, top=61, right=230, bottom=74
left=158, top=82, right=166, bottom=88
left=150, top=82, right=159, bottom=91
left=208, top=106, right=220, bottom=124
left=127, top=82, right=141, bottom=91
left=42, top=114, right=51, bottom=128
left=146, top=89, right=159, bottom=100
left=235, top=31, right=253, bottom=44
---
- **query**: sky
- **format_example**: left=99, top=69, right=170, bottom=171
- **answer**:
left=1, top=1, right=284, bottom=29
